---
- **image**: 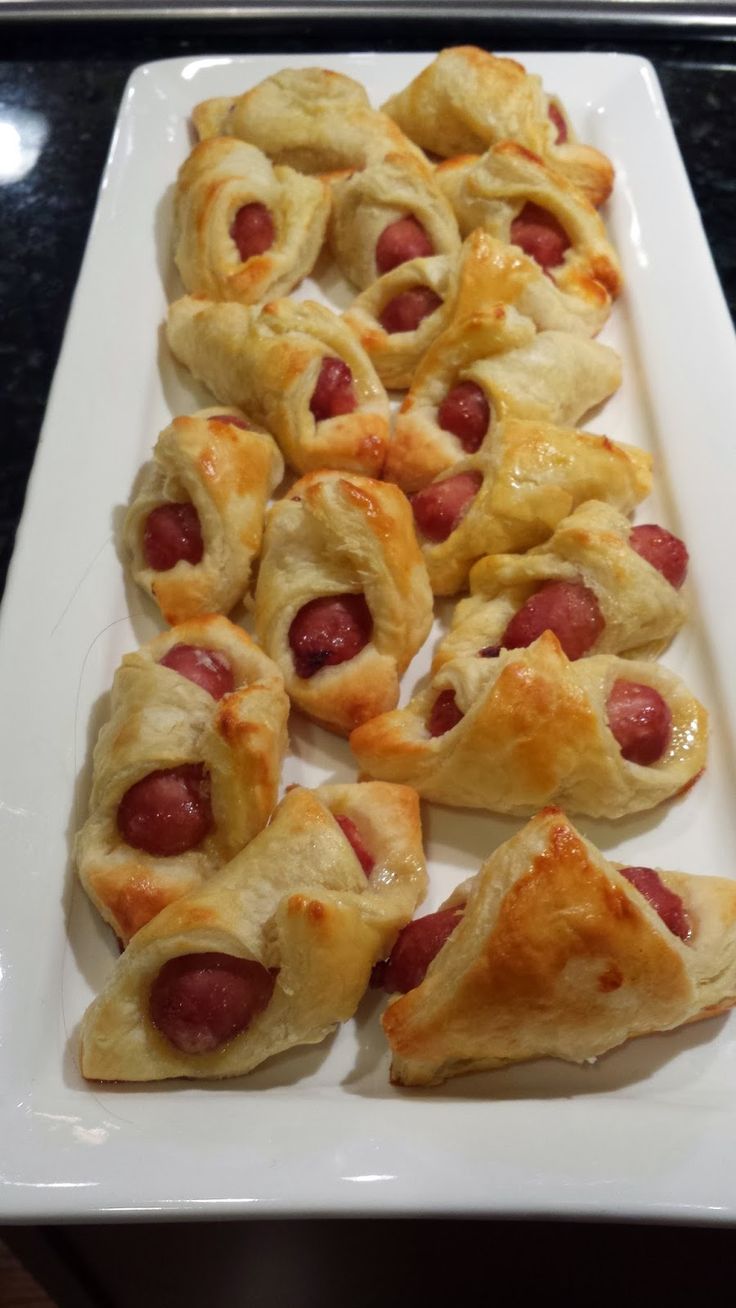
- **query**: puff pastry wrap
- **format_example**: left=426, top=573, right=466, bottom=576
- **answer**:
left=174, top=137, right=331, bottom=305
left=76, top=617, right=289, bottom=944
left=434, top=500, right=687, bottom=668
left=79, top=782, right=427, bottom=1081
left=350, top=630, right=707, bottom=818
left=166, top=295, right=390, bottom=477
left=254, top=470, right=433, bottom=734
left=435, top=143, right=621, bottom=316
left=410, top=417, right=652, bottom=596
left=124, top=407, right=284, bottom=625
left=328, top=153, right=461, bottom=291
left=382, top=46, right=614, bottom=208
left=383, top=809, right=736, bottom=1086
left=343, top=230, right=608, bottom=392
left=386, top=301, right=622, bottom=493
left=192, top=66, right=429, bottom=176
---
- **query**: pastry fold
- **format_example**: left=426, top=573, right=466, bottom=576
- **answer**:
left=80, top=782, right=427, bottom=1082
left=350, top=631, right=707, bottom=818
left=76, top=617, right=289, bottom=943
left=434, top=500, right=687, bottom=667
left=436, top=143, right=621, bottom=317
left=193, top=66, right=428, bottom=175
left=386, top=303, right=622, bottom=492
left=255, top=470, right=433, bottom=734
left=343, top=229, right=609, bottom=392
left=383, top=809, right=736, bottom=1086
left=166, top=296, right=390, bottom=477
left=382, top=46, right=614, bottom=207
left=124, top=407, right=284, bottom=625
left=329, top=153, right=461, bottom=290
left=174, top=137, right=330, bottom=305
left=411, top=418, right=651, bottom=596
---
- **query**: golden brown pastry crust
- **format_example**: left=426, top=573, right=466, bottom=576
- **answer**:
left=328, top=153, right=461, bottom=290
left=193, top=66, right=429, bottom=176
left=79, top=782, right=427, bottom=1082
left=174, top=137, right=331, bottom=305
left=254, top=470, right=434, bottom=734
left=124, top=407, right=284, bottom=626
left=435, top=143, right=621, bottom=314
left=76, top=617, right=289, bottom=943
left=166, top=295, right=390, bottom=477
left=342, top=228, right=609, bottom=393
left=342, top=252, right=456, bottom=391
left=350, top=631, right=707, bottom=818
left=386, top=303, right=622, bottom=493
left=412, top=418, right=652, bottom=596
left=434, top=500, right=687, bottom=667
left=383, top=809, right=736, bottom=1086
left=382, top=46, right=614, bottom=207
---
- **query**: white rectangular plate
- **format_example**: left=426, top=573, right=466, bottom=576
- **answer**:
left=2, top=51, right=736, bottom=1223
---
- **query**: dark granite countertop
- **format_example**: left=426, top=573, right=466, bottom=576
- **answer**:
left=0, top=20, right=734, bottom=594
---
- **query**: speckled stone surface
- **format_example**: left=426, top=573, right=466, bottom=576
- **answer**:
left=0, top=23, right=734, bottom=596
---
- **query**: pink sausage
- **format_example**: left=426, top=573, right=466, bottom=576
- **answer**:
left=117, top=763, right=214, bottom=857
left=410, top=471, right=483, bottom=543
left=310, top=357, right=358, bottom=422
left=373, top=905, right=465, bottom=993
left=208, top=414, right=251, bottom=430
left=378, top=286, right=443, bottom=335
left=629, top=524, right=689, bottom=589
left=437, top=381, right=491, bottom=453
left=606, top=679, right=672, bottom=765
left=501, top=580, right=605, bottom=661
left=229, top=202, right=275, bottom=260
left=510, top=201, right=571, bottom=270
left=548, top=103, right=568, bottom=144
left=620, top=866, right=691, bottom=942
left=427, top=688, right=464, bottom=738
left=142, top=503, right=204, bottom=571
left=289, top=593, right=373, bottom=679
left=335, top=814, right=375, bottom=876
left=375, top=216, right=434, bottom=276
left=149, top=952, right=276, bottom=1054
left=159, top=644, right=235, bottom=700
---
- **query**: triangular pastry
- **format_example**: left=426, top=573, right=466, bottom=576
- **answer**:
left=80, top=782, right=427, bottom=1081
left=380, top=809, right=736, bottom=1086
left=76, top=617, right=289, bottom=943
left=350, top=631, right=707, bottom=819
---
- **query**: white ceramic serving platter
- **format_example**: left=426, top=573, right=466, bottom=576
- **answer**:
left=1, top=50, right=736, bottom=1223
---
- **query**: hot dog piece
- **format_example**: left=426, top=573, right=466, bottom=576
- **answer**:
left=149, top=952, right=276, bottom=1054
left=116, top=763, right=214, bottom=857
left=548, top=103, right=568, bottom=144
left=629, top=524, right=689, bottom=590
left=335, top=814, right=375, bottom=876
left=427, top=688, right=464, bottom=737
left=142, top=502, right=204, bottom=571
left=501, top=580, right=605, bottom=661
left=373, top=905, right=465, bottom=993
left=437, top=381, right=491, bottom=453
left=606, top=679, right=672, bottom=765
left=620, top=866, right=691, bottom=942
left=410, top=470, right=483, bottom=543
left=309, top=357, right=358, bottom=422
left=288, top=593, right=373, bottom=679
left=378, top=286, right=443, bottom=335
left=229, top=202, right=276, bottom=261
left=158, top=644, right=235, bottom=701
left=510, top=201, right=571, bottom=270
left=208, top=413, right=250, bottom=430
left=375, top=216, right=434, bottom=275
